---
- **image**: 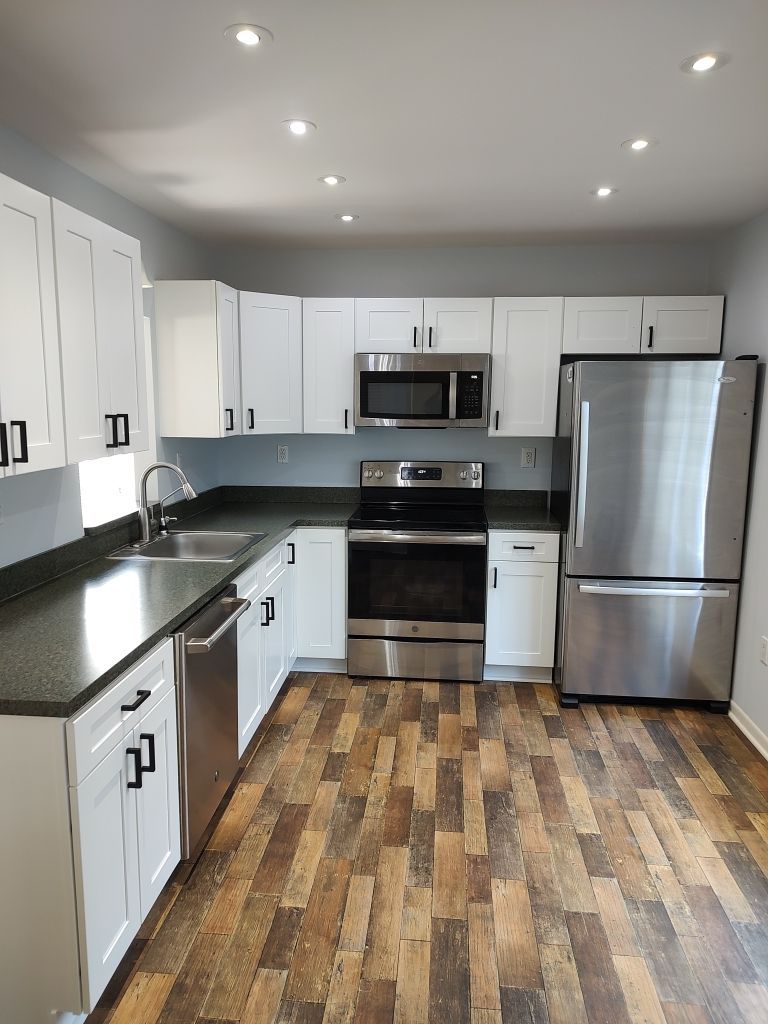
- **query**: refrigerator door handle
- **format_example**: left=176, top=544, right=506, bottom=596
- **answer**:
left=574, top=401, right=590, bottom=548
left=578, top=585, right=731, bottom=599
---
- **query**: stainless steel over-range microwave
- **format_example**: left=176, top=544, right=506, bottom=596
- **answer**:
left=354, top=353, right=490, bottom=428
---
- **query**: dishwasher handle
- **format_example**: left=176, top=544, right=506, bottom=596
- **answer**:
left=186, top=596, right=251, bottom=653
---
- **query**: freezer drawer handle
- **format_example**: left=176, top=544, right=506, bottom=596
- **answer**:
left=578, top=585, right=731, bottom=599
left=574, top=401, right=590, bottom=548
left=187, top=597, right=251, bottom=652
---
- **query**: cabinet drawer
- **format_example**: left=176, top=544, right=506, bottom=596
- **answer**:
left=234, top=560, right=262, bottom=601
left=262, top=539, right=287, bottom=587
left=488, top=531, right=559, bottom=563
left=67, top=638, right=175, bottom=786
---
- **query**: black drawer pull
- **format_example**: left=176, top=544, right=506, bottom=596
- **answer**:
left=105, top=414, right=119, bottom=449
left=0, top=423, right=8, bottom=468
left=261, top=600, right=270, bottom=626
left=10, top=420, right=29, bottom=463
left=121, top=689, right=151, bottom=713
left=287, top=542, right=296, bottom=565
left=139, top=732, right=156, bottom=774
left=126, top=747, right=143, bottom=788
left=118, top=413, right=130, bottom=446
left=513, top=545, right=536, bottom=550
left=266, top=595, right=275, bottom=622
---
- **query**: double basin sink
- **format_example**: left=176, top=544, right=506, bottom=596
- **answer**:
left=109, top=531, right=265, bottom=563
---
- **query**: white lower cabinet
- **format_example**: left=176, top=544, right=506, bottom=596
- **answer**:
left=295, top=528, right=347, bottom=660
left=485, top=532, right=558, bottom=671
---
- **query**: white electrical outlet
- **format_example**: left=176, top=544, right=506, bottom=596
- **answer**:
left=761, top=636, right=768, bottom=667
left=277, top=444, right=289, bottom=464
left=521, top=446, right=536, bottom=468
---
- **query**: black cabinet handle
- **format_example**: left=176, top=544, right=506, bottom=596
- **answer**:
left=121, top=689, right=151, bottom=713
left=126, top=747, right=143, bottom=789
left=428, top=326, right=433, bottom=348
left=413, top=326, right=418, bottom=348
left=248, top=408, right=255, bottom=430
left=492, top=567, right=498, bottom=589
left=118, top=413, right=130, bottom=447
left=344, top=408, right=349, bottom=430
left=647, top=325, right=654, bottom=350
left=494, top=410, right=500, bottom=431
left=105, top=414, right=119, bottom=449
left=139, top=732, right=156, bottom=774
left=225, top=408, right=234, bottom=432
left=0, top=423, right=8, bottom=468
left=513, top=545, right=536, bottom=551
left=10, top=421, right=29, bottom=463
left=287, top=542, right=296, bottom=565
left=266, top=595, right=275, bottom=622
left=261, top=600, right=270, bottom=626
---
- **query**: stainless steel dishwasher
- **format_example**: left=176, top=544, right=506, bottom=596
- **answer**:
left=173, top=584, right=250, bottom=858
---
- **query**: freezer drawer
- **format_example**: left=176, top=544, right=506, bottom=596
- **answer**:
left=560, top=578, right=739, bottom=702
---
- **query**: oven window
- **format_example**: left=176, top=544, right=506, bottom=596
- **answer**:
left=348, top=541, right=486, bottom=624
left=360, top=372, right=450, bottom=419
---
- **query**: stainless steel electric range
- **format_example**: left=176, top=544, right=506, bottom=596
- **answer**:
left=347, top=461, right=487, bottom=682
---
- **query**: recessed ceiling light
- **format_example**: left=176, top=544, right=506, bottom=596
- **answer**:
left=224, top=24, right=273, bottom=47
left=591, top=187, right=617, bottom=198
left=320, top=175, right=346, bottom=186
left=336, top=214, right=359, bottom=222
left=680, top=52, right=729, bottom=74
left=283, top=119, right=316, bottom=136
left=621, top=137, right=657, bottom=152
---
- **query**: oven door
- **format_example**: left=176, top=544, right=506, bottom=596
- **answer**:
left=348, top=530, right=487, bottom=641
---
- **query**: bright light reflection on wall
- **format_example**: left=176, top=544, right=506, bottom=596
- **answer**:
left=79, top=452, right=137, bottom=527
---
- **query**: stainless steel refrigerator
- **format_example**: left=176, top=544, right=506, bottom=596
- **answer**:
left=552, top=359, right=756, bottom=709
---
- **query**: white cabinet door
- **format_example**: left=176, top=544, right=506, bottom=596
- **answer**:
left=263, top=569, right=288, bottom=707
left=285, top=535, right=298, bottom=669
left=640, top=296, right=724, bottom=355
left=240, top=292, right=303, bottom=433
left=69, top=736, right=140, bottom=1010
left=303, top=298, right=355, bottom=433
left=562, top=297, right=643, bottom=355
left=423, top=298, right=493, bottom=353
left=296, top=528, right=347, bottom=659
left=135, top=688, right=180, bottom=920
left=237, top=591, right=267, bottom=756
left=0, top=174, right=65, bottom=476
left=355, top=298, right=424, bottom=353
left=485, top=561, right=558, bottom=667
left=216, top=282, right=241, bottom=435
left=489, top=297, right=563, bottom=437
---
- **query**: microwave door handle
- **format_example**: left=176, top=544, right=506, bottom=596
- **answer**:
left=448, top=372, right=458, bottom=419
left=574, top=400, right=590, bottom=548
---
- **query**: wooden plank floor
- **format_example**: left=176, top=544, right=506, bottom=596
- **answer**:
left=87, top=674, right=768, bottom=1024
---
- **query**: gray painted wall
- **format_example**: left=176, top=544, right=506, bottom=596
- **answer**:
left=0, top=125, right=214, bottom=567
left=710, top=210, right=768, bottom=743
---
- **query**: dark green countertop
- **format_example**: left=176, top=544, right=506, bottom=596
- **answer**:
left=0, top=502, right=356, bottom=718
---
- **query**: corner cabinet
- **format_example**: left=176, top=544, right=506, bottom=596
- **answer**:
left=303, top=298, right=356, bottom=434
left=0, top=173, right=66, bottom=476
left=155, top=280, right=241, bottom=437
left=488, top=297, right=563, bottom=437
left=53, top=200, right=149, bottom=459
left=485, top=532, right=558, bottom=676
left=240, top=292, right=303, bottom=433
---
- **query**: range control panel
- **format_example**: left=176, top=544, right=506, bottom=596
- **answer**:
left=360, top=461, right=483, bottom=488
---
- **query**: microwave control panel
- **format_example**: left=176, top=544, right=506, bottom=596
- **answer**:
left=456, top=372, right=485, bottom=419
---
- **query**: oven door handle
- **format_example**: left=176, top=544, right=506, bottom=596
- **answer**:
left=348, top=529, right=487, bottom=545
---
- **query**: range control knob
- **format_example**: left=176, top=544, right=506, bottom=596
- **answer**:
left=374, top=469, right=384, bottom=479
left=471, top=470, right=481, bottom=480
left=363, top=469, right=373, bottom=479
left=459, top=470, right=468, bottom=480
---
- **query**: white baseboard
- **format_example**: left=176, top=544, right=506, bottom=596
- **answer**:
left=483, top=665, right=553, bottom=683
left=729, top=702, right=768, bottom=761
left=293, top=658, right=347, bottom=674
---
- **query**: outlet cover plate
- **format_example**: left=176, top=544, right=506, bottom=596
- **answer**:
left=277, top=444, right=289, bottom=464
left=521, top=446, right=536, bottom=468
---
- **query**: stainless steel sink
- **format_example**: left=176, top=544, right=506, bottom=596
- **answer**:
left=109, top=531, right=265, bottom=562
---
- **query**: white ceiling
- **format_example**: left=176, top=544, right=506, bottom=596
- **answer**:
left=1, top=0, right=767, bottom=247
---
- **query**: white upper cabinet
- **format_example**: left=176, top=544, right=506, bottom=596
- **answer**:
left=240, top=292, right=303, bottom=433
left=561, top=297, right=643, bottom=355
left=355, top=298, right=424, bottom=353
left=0, top=174, right=65, bottom=476
left=53, top=200, right=148, bottom=459
left=155, top=280, right=240, bottom=437
left=303, top=298, right=355, bottom=434
left=640, top=296, right=724, bottom=355
left=489, top=297, right=563, bottom=437
left=423, top=298, right=493, bottom=353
